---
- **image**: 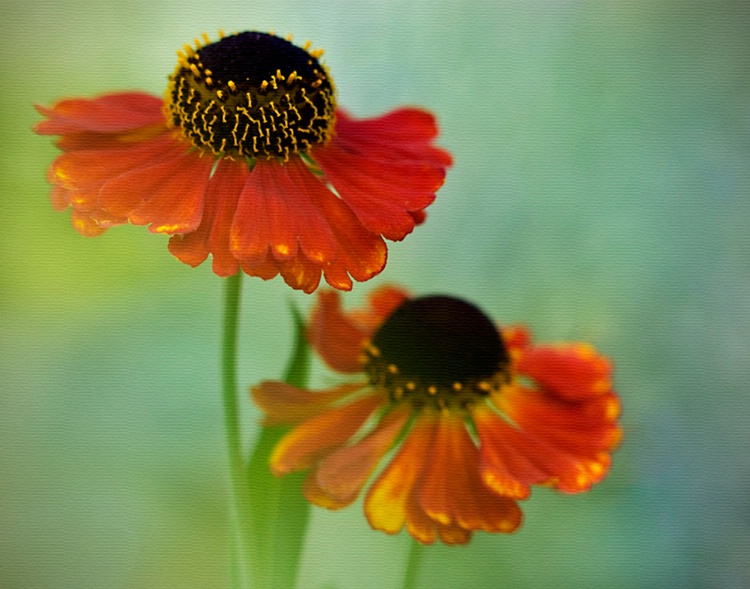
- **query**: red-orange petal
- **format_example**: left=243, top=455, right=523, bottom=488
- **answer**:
left=309, top=404, right=411, bottom=508
left=283, top=157, right=387, bottom=290
left=270, top=393, right=382, bottom=476
left=308, top=290, right=370, bottom=373
left=251, top=381, right=367, bottom=425
left=482, top=385, right=620, bottom=494
left=34, top=92, right=165, bottom=135
left=516, top=342, right=614, bottom=401
left=168, top=158, right=249, bottom=276
left=313, top=108, right=451, bottom=241
left=418, top=410, right=522, bottom=534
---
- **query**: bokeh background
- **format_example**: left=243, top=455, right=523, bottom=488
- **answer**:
left=2, top=1, right=749, bottom=588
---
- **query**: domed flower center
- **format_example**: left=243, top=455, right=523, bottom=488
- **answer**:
left=365, top=296, right=511, bottom=408
left=165, top=31, right=336, bottom=160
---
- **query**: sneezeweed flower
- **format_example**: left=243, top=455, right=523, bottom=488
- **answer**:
left=252, top=286, right=622, bottom=545
left=34, top=31, right=452, bottom=292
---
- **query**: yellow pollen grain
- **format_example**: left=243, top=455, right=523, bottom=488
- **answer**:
left=310, top=48, right=324, bottom=58
left=406, top=382, right=416, bottom=391
left=216, top=90, right=224, bottom=99
left=287, top=71, right=297, bottom=85
left=478, top=381, right=491, bottom=392
left=205, top=77, right=213, bottom=86
left=387, top=364, right=398, bottom=374
left=228, top=80, right=237, bottom=91
left=368, top=345, right=380, bottom=358
left=194, top=37, right=203, bottom=49
left=190, top=63, right=200, bottom=76
left=452, top=382, right=463, bottom=391
left=202, top=32, right=211, bottom=45
left=260, top=80, right=268, bottom=91
left=176, top=49, right=186, bottom=60
left=303, top=40, right=311, bottom=51
left=184, top=44, right=195, bottom=57
left=177, top=57, right=189, bottom=68
left=428, top=386, right=437, bottom=396
left=218, top=29, right=225, bottom=39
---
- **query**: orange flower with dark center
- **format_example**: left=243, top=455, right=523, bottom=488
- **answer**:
left=34, top=31, right=452, bottom=292
left=252, top=286, right=622, bottom=544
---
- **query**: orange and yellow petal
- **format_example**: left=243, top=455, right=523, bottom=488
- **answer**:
left=418, top=410, right=522, bottom=535
left=251, top=381, right=368, bottom=426
left=364, top=412, right=437, bottom=537
left=305, top=404, right=411, bottom=508
left=270, top=393, right=382, bottom=476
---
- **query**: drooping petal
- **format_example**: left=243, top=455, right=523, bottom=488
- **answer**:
left=516, top=342, right=614, bottom=401
left=308, top=290, right=371, bottom=373
left=364, top=412, right=437, bottom=536
left=169, top=158, right=250, bottom=277
left=418, top=409, right=522, bottom=535
left=284, top=158, right=387, bottom=290
left=270, top=393, right=382, bottom=476
left=251, top=381, right=367, bottom=425
left=313, top=108, right=451, bottom=241
left=98, top=147, right=213, bottom=233
left=308, top=404, right=411, bottom=508
left=480, top=384, right=621, bottom=494
left=34, top=92, right=165, bottom=135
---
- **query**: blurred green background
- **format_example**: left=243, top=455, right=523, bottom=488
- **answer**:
left=2, top=1, right=749, bottom=587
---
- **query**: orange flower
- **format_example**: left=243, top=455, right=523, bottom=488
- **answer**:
left=35, top=31, right=451, bottom=292
left=252, top=286, right=622, bottom=545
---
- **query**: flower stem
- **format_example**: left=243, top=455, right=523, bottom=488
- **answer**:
left=403, top=539, right=423, bottom=589
left=221, top=272, right=251, bottom=588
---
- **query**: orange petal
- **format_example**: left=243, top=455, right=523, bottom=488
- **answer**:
left=308, top=290, right=370, bottom=373
left=284, top=157, right=387, bottom=289
left=419, top=409, right=522, bottom=534
left=485, top=386, right=620, bottom=493
left=251, top=381, right=367, bottom=425
left=270, top=393, right=382, bottom=476
left=364, top=412, right=437, bottom=536
left=275, top=253, right=323, bottom=294
left=313, top=108, right=451, bottom=241
left=516, top=343, right=614, bottom=401
left=34, top=92, right=164, bottom=135
left=168, top=158, right=249, bottom=276
left=128, top=152, right=213, bottom=233
left=310, top=405, right=411, bottom=508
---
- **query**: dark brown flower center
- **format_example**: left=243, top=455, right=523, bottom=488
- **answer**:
left=364, top=296, right=511, bottom=408
left=165, top=31, right=336, bottom=160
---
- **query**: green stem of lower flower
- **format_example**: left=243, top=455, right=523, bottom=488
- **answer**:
left=222, top=272, right=251, bottom=588
left=403, top=539, right=423, bottom=589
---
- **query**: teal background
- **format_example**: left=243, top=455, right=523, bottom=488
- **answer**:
left=2, top=1, right=749, bottom=587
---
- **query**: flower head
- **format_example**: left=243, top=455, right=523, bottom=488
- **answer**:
left=252, top=286, right=622, bottom=545
left=35, top=31, right=452, bottom=292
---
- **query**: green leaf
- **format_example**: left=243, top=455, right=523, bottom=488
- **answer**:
left=245, top=303, right=312, bottom=589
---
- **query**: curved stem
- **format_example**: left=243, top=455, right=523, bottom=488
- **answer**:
left=403, top=539, right=423, bottom=589
left=221, top=272, right=250, bottom=587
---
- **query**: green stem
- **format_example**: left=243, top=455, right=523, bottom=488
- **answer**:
left=221, top=272, right=250, bottom=588
left=403, top=539, right=423, bottom=589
